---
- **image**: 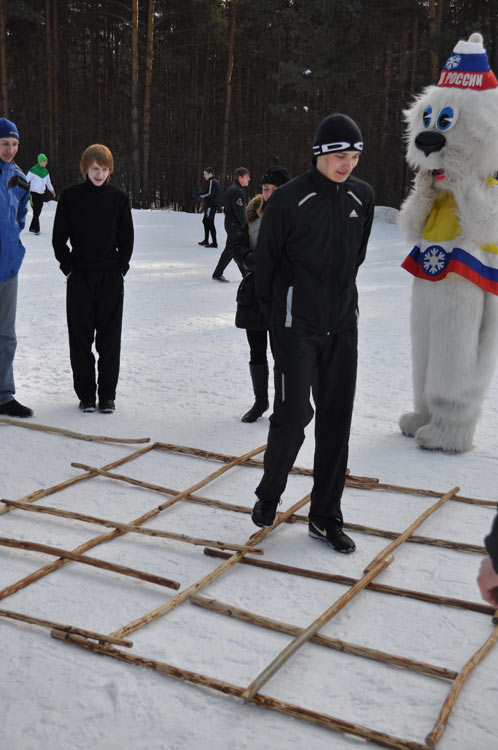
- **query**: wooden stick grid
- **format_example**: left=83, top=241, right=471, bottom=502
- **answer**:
left=1, top=437, right=496, bottom=749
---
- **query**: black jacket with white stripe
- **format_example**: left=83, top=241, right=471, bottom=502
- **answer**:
left=254, top=163, right=374, bottom=335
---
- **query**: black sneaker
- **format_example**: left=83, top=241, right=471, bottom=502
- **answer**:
left=308, top=519, right=356, bottom=553
left=0, top=399, right=33, bottom=418
left=79, top=400, right=96, bottom=413
left=98, top=399, right=115, bottom=413
left=212, top=275, right=229, bottom=283
left=198, top=240, right=209, bottom=246
left=208, top=242, right=218, bottom=248
left=251, top=497, right=280, bottom=528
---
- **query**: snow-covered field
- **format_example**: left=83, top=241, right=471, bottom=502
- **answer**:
left=1, top=204, right=497, bottom=750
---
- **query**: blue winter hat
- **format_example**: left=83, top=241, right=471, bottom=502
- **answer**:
left=0, top=118, right=19, bottom=140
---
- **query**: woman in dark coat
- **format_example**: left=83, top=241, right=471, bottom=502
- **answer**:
left=233, top=166, right=290, bottom=422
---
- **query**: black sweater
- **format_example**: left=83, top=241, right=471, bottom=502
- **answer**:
left=255, top=164, right=374, bottom=334
left=485, top=514, right=498, bottom=573
left=52, top=178, right=134, bottom=276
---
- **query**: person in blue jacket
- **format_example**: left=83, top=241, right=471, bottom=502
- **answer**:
left=0, top=118, right=33, bottom=418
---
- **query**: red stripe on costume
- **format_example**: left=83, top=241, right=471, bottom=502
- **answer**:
left=401, top=256, right=498, bottom=295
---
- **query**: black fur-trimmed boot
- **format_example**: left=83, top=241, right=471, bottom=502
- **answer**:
left=241, top=363, right=269, bottom=423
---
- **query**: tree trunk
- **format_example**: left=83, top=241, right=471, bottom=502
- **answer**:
left=0, top=0, right=8, bottom=115
left=131, top=0, right=141, bottom=206
left=220, top=0, right=238, bottom=193
left=143, top=0, right=156, bottom=206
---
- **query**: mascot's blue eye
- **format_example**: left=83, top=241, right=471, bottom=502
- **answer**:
left=436, top=106, right=456, bottom=131
left=423, top=106, right=432, bottom=128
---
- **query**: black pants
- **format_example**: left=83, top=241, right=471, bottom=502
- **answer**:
left=212, top=223, right=242, bottom=278
left=246, top=329, right=268, bottom=365
left=66, top=269, right=124, bottom=402
left=256, top=324, right=358, bottom=523
left=202, top=207, right=217, bottom=244
left=29, top=192, right=45, bottom=233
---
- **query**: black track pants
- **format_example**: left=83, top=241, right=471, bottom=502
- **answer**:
left=212, top=223, right=242, bottom=278
left=256, top=324, right=358, bottom=522
left=29, top=192, right=45, bottom=233
left=202, top=207, right=217, bottom=244
left=66, top=269, right=124, bottom=402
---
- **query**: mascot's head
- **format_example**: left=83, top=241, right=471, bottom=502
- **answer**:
left=404, top=33, right=498, bottom=183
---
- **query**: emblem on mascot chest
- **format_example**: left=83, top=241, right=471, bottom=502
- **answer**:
left=422, top=245, right=449, bottom=275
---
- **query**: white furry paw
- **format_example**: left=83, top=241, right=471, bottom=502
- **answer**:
left=399, top=412, right=429, bottom=437
left=414, top=422, right=474, bottom=453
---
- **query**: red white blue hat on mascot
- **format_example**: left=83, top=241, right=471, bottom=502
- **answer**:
left=437, top=32, right=498, bottom=90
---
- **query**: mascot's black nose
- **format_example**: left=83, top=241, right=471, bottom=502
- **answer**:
left=415, top=131, right=446, bottom=156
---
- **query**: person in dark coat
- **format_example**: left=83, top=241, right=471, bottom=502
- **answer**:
left=212, top=167, right=250, bottom=282
left=233, top=166, right=290, bottom=422
left=52, top=144, right=134, bottom=414
left=251, top=114, right=374, bottom=554
left=196, top=167, right=220, bottom=248
left=477, top=513, right=498, bottom=607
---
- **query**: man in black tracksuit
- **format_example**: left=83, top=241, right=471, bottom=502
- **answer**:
left=197, top=167, right=220, bottom=248
left=251, top=114, right=374, bottom=553
left=52, top=144, right=133, bottom=414
left=212, top=167, right=250, bottom=281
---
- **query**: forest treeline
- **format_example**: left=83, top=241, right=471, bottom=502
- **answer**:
left=1, top=0, right=497, bottom=210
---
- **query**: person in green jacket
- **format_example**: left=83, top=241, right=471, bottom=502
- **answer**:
left=26, top=153, right=55, bottom=235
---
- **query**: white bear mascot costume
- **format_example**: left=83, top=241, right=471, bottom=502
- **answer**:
left=399, top=33, right=498, bottom=453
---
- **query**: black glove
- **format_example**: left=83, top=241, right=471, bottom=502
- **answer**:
left=8, top=174, right=30, bottom=191
left=193, top=191, right=201, bottom=197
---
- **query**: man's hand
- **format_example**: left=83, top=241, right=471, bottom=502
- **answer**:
left=477, top=556, right=498, bottom=607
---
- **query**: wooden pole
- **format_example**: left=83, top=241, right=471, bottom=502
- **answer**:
left=203, top=548, right=494, bottom=615
left=153, top=442, right=494, bottom=506
left=190, top=594, right=457, bottom=681
left=425, top=624, right=498, bottom=748
left=0, top=443, right=155, bottom=517
left=0, top=537, right=180, bottom=591
left=0, top=607, right=133, bottom=647
left=0, top=417, right=150, bottom=444
left=0, top=445, right=265, bottom=602
left=364, top=487, right=459, bottom=573
left=109, top=493, right=312, bottom=640
left=0, top=499, right=263, bottom=556
left=67, top=470, right=485, bottom=555
left=51, top=631, right=429, bottom=750
left=242, top=554, right=394, bottom=701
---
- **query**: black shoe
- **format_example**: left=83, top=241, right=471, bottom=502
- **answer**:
left=79, top=400, right=96, bottom=413
left=0, top=399, right=33, bottom=418
left=308, top=519, right=356, bottom=553
left=251, top=497, right=280, bottom=528
left=98, top=399, right=115, bottom=413
left=242, top=399, right=269, bottom=423
left=212, top=275, right=229, bottom=283
left=198, top=240, right=209, bottom=246
left=208, top=242, right=218, bottom=248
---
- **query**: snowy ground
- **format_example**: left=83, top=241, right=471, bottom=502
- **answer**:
left=1, top=204, right=497, bottom=750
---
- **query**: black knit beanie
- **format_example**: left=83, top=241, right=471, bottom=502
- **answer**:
left=313, top=114, right=363, bottom=157
left=260, top=165, right=290, bottom=187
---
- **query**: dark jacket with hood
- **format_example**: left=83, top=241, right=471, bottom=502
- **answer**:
left=52, top=177, right=134, bottom=276
left=234, top=194, right=267, bottom=331
left=254, top=163, right=374, bottom=335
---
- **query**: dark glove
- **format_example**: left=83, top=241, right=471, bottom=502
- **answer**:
left=8, top=174, right=29, bottom=191
left=192, top=191, right=201, bottom=197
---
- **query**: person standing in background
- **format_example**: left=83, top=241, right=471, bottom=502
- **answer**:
left=0, top=117, right=33, bottom=418
left=26, top=153, right=55, bottom=235
left=196, top=167, right=220, bottom=248
left=212, top=167, right=250, bottom=282
left=233, top=166, right=290, bottom=423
